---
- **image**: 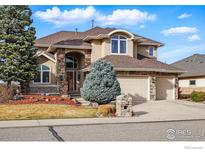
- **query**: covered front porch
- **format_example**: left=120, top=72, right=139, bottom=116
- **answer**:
left=56, top=49, right=91, bottom=96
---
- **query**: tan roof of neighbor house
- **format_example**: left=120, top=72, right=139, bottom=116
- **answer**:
left=35, top=27, right=163, bottom=47
left=171, top=54, right=205, bottom=78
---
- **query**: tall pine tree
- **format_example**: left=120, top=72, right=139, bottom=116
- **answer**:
left=0, top=6, right=37, bottom=92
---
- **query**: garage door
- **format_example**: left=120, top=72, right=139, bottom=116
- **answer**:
left=117, top=76, right=148, bottom=101
left=156, top=77, right=175, bottom=100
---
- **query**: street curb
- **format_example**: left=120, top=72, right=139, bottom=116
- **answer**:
left=0, top=117, right=205, bottom=128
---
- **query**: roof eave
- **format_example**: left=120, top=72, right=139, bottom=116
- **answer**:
left=52, top=44, right=92, bottom=49
left=82, top=67, right=185, bottom=73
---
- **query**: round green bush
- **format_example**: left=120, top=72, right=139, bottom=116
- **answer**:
left=80, top=60, right=121, bottom=104
left=190, top=91, right=205, bottom=102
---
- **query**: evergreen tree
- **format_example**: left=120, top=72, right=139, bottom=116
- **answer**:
left=81, top=60, right=121, bottom=104
left=0, top=6, right=37, bottom=92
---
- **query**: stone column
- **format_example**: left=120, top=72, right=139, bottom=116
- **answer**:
left=149, top=76, right=156, bottom=100
left=84, top=50, right=91, bottom=67
left=56, top=49, right=68, bottom=95
left=174, top=76, right=179, bottom=99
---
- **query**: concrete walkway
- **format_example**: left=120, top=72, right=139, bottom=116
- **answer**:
left=0, top=100, right=205, bottom=128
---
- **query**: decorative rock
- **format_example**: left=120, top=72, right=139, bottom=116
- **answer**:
left=45, top=98, right=50, bottom=102
left=76, top=98, right=91, bottom=106
left=61, top=95, right=69, bottom=99
left=91, top=102, right=99, bottom=108
left=51, top=97, right=57, bottom=101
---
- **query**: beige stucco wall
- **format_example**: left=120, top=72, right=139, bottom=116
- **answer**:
left=91, top=40, right=102, bottom=62
left=179, top=77, right=205, bottom=87
left=30, top=56, right=57, bottom=85
left=133, top=42, right=138, bottom=58
left=137, top=45, right=157, bottom=58
left=91, top=32, right=135, bottom=61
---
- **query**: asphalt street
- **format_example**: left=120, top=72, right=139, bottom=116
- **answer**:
left=0, top=120, right=205, bottom=141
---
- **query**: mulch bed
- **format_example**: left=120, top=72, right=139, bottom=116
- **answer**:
left=7, top=95, right=80, bottom=106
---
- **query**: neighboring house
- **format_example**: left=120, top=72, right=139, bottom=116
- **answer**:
left=32, top=26, right=182, bottom=101
left=172, top=54, right=205, bottom=96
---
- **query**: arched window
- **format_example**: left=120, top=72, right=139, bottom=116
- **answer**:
left=111, top=35, right=127, bottom=54
left=66, top=56, right=78, bottom=69
left=34, top=65, right=51, bottom=83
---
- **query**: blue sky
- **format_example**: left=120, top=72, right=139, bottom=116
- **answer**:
left=31, top=5, right=205, bottom=64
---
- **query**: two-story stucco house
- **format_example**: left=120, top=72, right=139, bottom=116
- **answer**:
left=32, top=27, right=182, bottom=101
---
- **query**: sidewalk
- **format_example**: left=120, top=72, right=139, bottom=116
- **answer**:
left=0, top=116, right=205, bottom=128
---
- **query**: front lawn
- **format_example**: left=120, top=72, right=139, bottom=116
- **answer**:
left=0, top=104, right=97, bottom=120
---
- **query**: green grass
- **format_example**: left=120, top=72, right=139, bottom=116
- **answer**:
left=0, top=104, right=97, bottom=120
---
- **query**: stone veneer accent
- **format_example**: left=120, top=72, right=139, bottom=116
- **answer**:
left=29, top=85, right=59, bottom=94
left=84, top=50, right=91, bottom=67
left=174, top=77, right=179, bottom=99
left=56, top=49, right=68, bottom=95
left=116, top=94, right=133, bottom=117
left=150, top=76, right=156, bottom=100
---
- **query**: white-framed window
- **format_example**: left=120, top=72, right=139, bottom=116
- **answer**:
left=34, top=65, right=51, bottom=83
left=66, top=56, right=78, bottom=69
left=111, top=35, right=127, bottom=54
left=189, top=80, right=196, bottom=86
left=148, top=47, right=154, bottom=57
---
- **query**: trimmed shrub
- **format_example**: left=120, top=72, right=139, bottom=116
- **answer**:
left=190, top=91, right=205, bottom=102
left=81, top=60, right=121, bottom=104
left=96, top=104, right=116, bottom=117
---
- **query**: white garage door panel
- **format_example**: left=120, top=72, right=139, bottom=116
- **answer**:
left=118, top=77, right=148, bottom=101
left=156, top=77, right=174, bottom=100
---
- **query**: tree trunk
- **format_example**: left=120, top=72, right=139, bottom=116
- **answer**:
left=6, top=81, right=11, bottom=89
left=20, top=82, right=29, bottom=94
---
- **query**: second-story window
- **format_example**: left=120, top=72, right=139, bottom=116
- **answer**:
left=149, top=47, right=154, bottom=57
left=111, top=35, right=127, bottom=54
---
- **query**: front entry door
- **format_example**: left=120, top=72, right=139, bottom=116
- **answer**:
left=67, top=71, right=78, bottom=93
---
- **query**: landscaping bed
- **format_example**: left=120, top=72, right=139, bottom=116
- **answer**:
left=7, top=95, right=79, bottom=106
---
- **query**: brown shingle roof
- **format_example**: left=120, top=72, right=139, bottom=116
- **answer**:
left=84, top=55, right=183, bottom=73
left=35, top=26, right=162, bottom=47
left=171, top=54, right=205, bottom=77
left=54, top=39, right=91, bottom=47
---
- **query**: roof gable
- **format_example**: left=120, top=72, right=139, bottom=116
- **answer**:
left=171, top=54, right=205, bottom=77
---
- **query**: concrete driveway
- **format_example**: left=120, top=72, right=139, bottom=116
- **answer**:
left=132, top=100, right=205, bottom=121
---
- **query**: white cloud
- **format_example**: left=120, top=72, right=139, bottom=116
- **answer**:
left=96, top=9, right=156, bottom=26
left=188, top=35, right=201, bottom=41
left=139, top=25, right=146, bottom=28
left=35, top=7, right=156, bottom=27
left=34, top=6, right=96, bottom=27
left=158, top=44, right=205, bottom=64
left=178, top=13, right=192, bottom=19
left=161, top=27, right=198, bottom=36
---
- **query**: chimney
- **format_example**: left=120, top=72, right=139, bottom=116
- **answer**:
left=75, top=28, right=78, bottom=36
left=91, top=19, right=94, bottom=28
